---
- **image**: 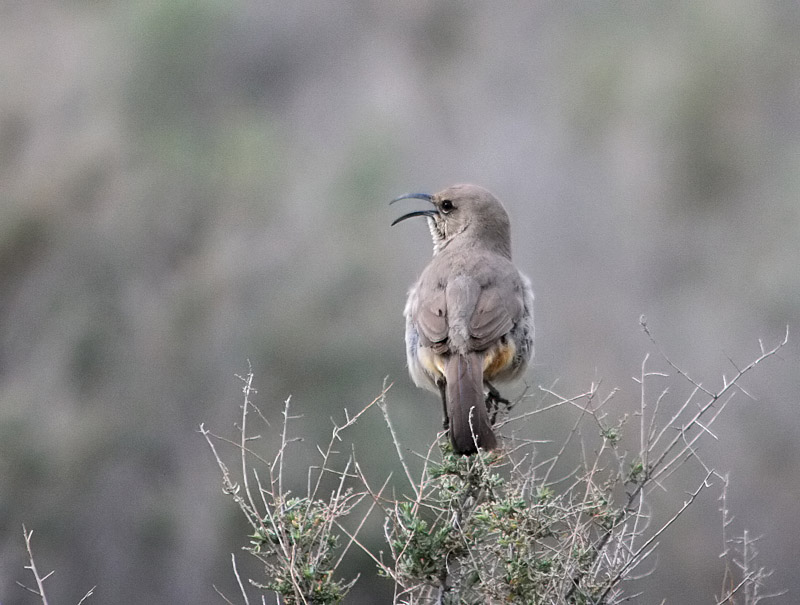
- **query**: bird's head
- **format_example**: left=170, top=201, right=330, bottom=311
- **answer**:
left=391, top=184, right=512, bottom=257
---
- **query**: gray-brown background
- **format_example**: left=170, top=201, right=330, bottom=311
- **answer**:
left=1, top=2, right=798, bottom=603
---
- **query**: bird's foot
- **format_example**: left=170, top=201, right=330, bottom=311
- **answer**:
left=485, top=382, right=513, bottom=423
left=438, top=382, right=450, bottom=430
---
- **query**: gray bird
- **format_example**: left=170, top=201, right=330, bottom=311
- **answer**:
left=392, top=184, right=534, bottom=455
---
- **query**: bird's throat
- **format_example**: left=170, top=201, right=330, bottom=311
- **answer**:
left=427, top=216, right=446, bottom=254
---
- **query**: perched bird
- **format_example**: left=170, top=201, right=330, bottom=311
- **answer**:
left=392, top=184, right=534, bottom=455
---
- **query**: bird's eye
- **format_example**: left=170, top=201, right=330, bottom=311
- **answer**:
left=440, top=199, right=454, bottom=213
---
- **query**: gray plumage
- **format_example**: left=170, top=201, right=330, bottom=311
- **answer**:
left=393, top=184, right=534, bottom=455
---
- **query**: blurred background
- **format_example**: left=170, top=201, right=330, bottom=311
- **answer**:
left=1, top=1, right=798, bottom=603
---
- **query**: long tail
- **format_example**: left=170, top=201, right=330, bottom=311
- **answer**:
left=444, top=353, right=498, bottom=455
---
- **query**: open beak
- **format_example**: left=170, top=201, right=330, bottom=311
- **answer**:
left=390, top=193, right=438, bottom=226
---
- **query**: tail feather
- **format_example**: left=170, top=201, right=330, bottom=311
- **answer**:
left=444, top=353, right=497, bottom=455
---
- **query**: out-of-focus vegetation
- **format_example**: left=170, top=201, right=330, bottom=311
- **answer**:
left=1, top=2, right=798, bottom=603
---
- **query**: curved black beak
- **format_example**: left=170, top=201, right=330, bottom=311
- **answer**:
left=390, top=192, right=437, bottom=226
left=390, top=192, right=433, bottom=205
left=391, top=209, right=438, bottom=226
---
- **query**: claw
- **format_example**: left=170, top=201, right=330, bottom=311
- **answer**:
left=485, top=382, right=513, bottom=423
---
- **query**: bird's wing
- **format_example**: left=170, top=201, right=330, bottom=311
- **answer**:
left=412, top=259, right=524, bottom=353
left=413, top=286, right=449, bottom=350
left=469, top=275, right=523, bottom=351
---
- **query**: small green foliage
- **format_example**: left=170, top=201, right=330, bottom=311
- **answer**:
left=383, top=439, right=620, bottom=603
left=628, top=459, right=646, bottom=483
left=391, top=503, right=460, bottom=582
left=247, top=496, right=350, bottom=604
left=601, top=425, right=621, bottom=445
left=536, top=485, right=555, bottom=502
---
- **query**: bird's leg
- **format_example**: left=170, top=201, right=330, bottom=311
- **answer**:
left=437, top=380, right=449, bottom=430
left=485, top=381, right=512, bottom=423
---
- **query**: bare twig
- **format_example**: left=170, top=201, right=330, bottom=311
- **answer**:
left=76, top=586, right=96, bottom=605
left=17, top=526, right=52, bottom=605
